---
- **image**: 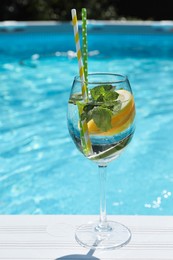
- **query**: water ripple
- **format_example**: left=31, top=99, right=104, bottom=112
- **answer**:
left=1, top=34, right=173, bottom=214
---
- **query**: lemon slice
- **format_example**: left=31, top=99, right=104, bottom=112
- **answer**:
left=117, top=89, right=132, bottom=108
left=87, top=89, right=135, bottom=135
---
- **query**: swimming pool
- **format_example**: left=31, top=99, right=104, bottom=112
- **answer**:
left=0, top=25, right=173, bottom=215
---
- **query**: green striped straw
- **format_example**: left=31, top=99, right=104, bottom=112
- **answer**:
left=82, top=8, right=88, bottom=82
left=77, top=102, right=93, bottom=156
left=80, top=8, right=93, bottom=156
left=71, top=8, right=93, bottom=156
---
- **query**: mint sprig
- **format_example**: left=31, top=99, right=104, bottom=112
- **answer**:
left=80, top=84, right=122, bottom=132
left=90, top=85, right=118, bottom=102
left=92, top=106, right=112, bottom=131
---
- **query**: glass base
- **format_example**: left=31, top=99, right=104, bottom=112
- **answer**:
left=75, top=221, right=131, bottom=250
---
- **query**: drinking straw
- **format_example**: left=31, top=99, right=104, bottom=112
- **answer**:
left=71, top=9, right=88, bottom=102
left=77, top=102, right=93, bottom=156
left=82, top=8, right=88, bottom=82
left=71, top=9, right=93, bottom=156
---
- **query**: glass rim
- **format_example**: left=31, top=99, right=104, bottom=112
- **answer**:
left=74, top=72, right=128, bottom=85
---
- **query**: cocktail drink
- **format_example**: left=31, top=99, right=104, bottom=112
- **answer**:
left=68, top=73, right=135, bottom=164
left=67, top=73, right=135, bottom=249
left=68, top=8, right=136, bottom=250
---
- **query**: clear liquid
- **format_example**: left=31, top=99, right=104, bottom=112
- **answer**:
left=70, top=130, right=134, bottom=164
left=68, top=102, right=135, bottom=165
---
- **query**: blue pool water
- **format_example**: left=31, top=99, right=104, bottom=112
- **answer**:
left=0, top=31, right=173, bottom=215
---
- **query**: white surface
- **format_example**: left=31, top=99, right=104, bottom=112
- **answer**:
left=0, top=215, right=173, bottom=259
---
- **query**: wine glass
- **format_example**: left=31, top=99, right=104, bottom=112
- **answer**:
left=67, top=73, right=135, bottom=250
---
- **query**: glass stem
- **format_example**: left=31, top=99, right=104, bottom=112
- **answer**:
left=97, top=164, right=111, bottom=232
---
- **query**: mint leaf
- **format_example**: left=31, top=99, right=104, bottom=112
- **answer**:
left=92, top=107, right=112, bottom=132
left=90, top=86, right=105, bottom=101
left=102, top=100, right=121, bottom=112
left=83, top=104, right=95, bottom=113
left=90, top=84, right=119, bottom=104
left=104, top=91, right=119, bottom=102
left=96, top=94, right=104, bottom=102
left=102, top=85, right=115, bottom=91
left=112, top=100, right=122, bottom=113
left=82, top=104, right=95, bottom=122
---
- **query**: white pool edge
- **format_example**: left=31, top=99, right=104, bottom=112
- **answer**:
left=0, top=214, right=173, bottom=259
